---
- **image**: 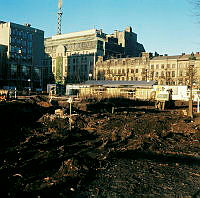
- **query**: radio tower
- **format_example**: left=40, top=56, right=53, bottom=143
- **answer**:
left=57, top=0, right=63, bottom=35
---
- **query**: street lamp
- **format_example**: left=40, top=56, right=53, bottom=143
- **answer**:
left=28, top=78, right=31, bottom=95
left=89, top=73, right=92, bottom=81
left=188, top=52, right=196, bottom=118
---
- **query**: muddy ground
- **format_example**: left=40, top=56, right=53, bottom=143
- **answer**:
left=0, top=97, right=200, bottom=197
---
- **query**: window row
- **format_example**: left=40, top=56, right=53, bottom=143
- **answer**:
left=10, top=46, right=32, bottom=55
left=153, top=71, right=176, bottom=77
left=150, top=64, right=176, bottom=70
left=104, top=68, right=139, bottom=74
left=10, top=37, right=32, bottom=48
left=52, top=64, right=89, bottom=73
left=10, top=53, right=32, bottom=61
left=112, top=77, right=140, bottom=81
left=10, top=29, right=33, bottom=40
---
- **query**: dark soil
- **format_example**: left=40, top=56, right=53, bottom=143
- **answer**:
left=0, top=97, right=200, bottom=197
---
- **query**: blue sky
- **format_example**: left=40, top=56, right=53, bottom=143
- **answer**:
left=1, top=0, right=199, bottom=55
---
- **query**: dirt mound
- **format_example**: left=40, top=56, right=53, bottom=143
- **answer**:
left=1, top=99, right=200, bottom=197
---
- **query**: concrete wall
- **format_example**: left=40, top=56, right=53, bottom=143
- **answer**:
left=0, top=23, right=10, bottom=49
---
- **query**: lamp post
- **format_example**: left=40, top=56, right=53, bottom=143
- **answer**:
left=67, top=97, right=73, bottom=131
left=89, top=73, right=92, bottom=81
left=28, top=78, right=31, bottom=95
left=188, top=52, right=196, bottom=118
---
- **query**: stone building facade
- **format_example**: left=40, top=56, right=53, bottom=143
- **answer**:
left=95, top=52, right=150, bottom=81
left=0, top=21, right=45, bottom=89
left=106, top=26, right=145, bottom=58
left=44, top=26, right=145, bottom=84
left=95, top=52, right=200, bottom=87
left=44, top=29, right=105, bottom=84
left=149, top=53, right=200, bottom=86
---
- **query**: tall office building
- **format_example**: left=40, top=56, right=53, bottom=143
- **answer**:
left=0, top=21, right=44, bottom=89
left=0, top=44, right=7, bottom=87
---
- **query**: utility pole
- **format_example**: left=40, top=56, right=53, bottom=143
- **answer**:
left=67, top=97, right=73, bottom=131
left=188, top=53, right=196, bottom=118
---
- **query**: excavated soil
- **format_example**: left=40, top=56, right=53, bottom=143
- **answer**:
left=0, top=97, right=200, bottom=198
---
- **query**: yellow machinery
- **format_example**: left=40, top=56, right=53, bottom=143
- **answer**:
left=0, top=90, right=8, bottom=101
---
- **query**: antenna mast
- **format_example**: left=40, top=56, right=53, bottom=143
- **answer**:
left=57, top=0, right=63, bottom=35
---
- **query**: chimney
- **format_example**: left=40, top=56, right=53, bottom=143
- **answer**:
left=114, top=30, right=118, bottom=37
left=24, top=23, right=31, bottom=27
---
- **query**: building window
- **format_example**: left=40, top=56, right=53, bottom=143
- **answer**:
left=28, top=34, right=33, bottom=40
left=172, top=64, right=176, bottom=68
left=151, top=65, right=154, bottom=69
left=21, top=65, right=30, bottom=79
left=172, top=71, right=175, bottom=77
left=155, top=72, right=158, bottom=77
left=167, top=64, right=170, bottom=68
left=118, top=69, right=121, bottom=74
left=131, top=69, right=134, bottom=73
left=73, top=65, right=75, bottom=73
left=156, top=64, right=159, bottom=69
left=161, top=64, right=164, bottom=69
left=27, top=42, right=32, bottom=48
left=136, top=69, right=138, bottom=73
left=167, top=71, right=171, bottom=77
left=10, top=64, right=17, bottom=79
left=10, top=46, right=15, bottom=53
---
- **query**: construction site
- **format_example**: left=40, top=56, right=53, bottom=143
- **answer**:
left=1, top=0, right=200, bottom=196
left=0, top=93, right=200, bottom=198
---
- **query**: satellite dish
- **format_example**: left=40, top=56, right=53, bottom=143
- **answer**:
left=58, top=0, right=62, bottom=9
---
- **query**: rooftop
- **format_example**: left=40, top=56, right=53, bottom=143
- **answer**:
left=82, top=80, right=157, bottom=87
left=47, top=29, right=99, bottom=41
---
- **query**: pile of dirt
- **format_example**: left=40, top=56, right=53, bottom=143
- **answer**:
left=0, top=98, right=200, bottom=197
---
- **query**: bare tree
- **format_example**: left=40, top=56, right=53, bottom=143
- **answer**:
left=190, top=0, right=200, bottom=20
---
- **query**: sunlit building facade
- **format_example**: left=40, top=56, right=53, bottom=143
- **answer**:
left=95, top=52, right=200, bottom=87
left=44, top=26, right=145, bottom=84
